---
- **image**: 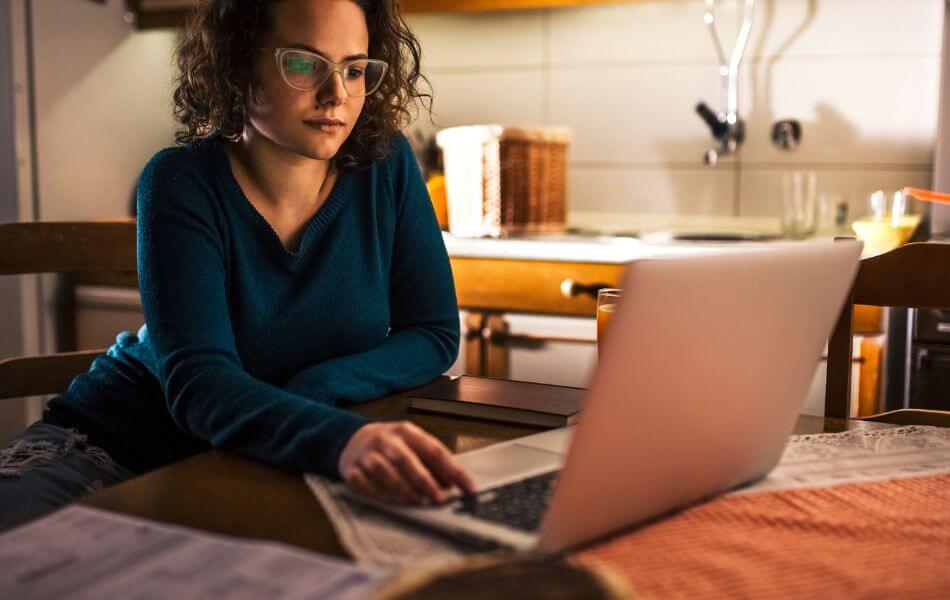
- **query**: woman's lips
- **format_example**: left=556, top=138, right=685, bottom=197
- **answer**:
left=304, top=120, right=344, bottom=134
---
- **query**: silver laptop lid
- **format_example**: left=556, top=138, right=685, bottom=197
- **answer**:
left=539, top=239, right=862, bottom=551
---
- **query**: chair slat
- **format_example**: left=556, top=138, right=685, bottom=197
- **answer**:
left=852, top=242, right=950, bottom=308
left=0, top=220, right=137, bottom=275
left=0, top=350, right=107, bottom=400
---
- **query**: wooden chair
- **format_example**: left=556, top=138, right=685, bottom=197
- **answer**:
left=825, top=241, right=950, bottom=427
left=0, top=220, right=137, bottom=400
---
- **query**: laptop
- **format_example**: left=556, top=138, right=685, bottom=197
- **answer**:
left=364, top=239, right=862, bottom=553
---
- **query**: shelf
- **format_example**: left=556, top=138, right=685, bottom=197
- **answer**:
left=401, top=0, right=640, bottom=12
left=128, top=0, right=642, bottom=29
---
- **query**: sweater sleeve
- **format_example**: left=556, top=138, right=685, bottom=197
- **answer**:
left=282, top=135, right=460, bottom=404
left=136, top=148, right=367, bottom=478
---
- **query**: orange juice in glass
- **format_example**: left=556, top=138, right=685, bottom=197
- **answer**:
left=596, top=288, right=622, bottom=355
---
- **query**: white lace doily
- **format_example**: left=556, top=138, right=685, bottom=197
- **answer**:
left=737, top=425, right=950, bottom=495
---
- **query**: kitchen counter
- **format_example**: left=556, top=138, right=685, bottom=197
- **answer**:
left=443, top=212, right=853, bottom=262
left=443, top=232, right=847, bottom=263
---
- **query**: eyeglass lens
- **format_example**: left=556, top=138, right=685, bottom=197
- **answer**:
left=280, top=51, right=385, bottom=96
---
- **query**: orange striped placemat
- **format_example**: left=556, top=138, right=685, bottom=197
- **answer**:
left=574, top=473, right=950, bottom=599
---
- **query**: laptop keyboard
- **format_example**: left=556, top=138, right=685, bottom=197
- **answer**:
left=453, top=471, right=558, bottom=532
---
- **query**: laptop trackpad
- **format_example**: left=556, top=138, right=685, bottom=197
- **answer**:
left=458, top=444, right=563, bottom=490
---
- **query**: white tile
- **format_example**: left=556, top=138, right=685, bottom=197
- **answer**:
left=406, top=11, right=544, bottom=70
left=738, top=168, right=933, bottom=226
left=549, top=63, right=731, bottom=163
left=741, top=57, right=940, bottom=165
left=547, top=0, right=941, bottom=65
left=548, top=0, right=730, bottom=65
left=421, top=70, right=546, bottom=127
left=750, top=0, right=943, bottom=60
left=546, top=0, right=942, bottom=66
left=568, top=166, right=737, bottom=215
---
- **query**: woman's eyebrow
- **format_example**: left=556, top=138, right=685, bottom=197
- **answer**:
left=287, top=43, right=368, bottom=61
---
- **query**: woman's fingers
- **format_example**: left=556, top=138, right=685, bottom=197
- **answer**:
left=340, top=421, right=477, bottom=506
left=383, top=435, right=445, bottom=504
left=400, top=424, right=476, bottom=494
left=359, top=451, right=420, bottom=504
left=345, top=465, right=390, bottom=503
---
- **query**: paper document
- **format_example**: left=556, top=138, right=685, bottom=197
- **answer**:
left=0, top=505, right=389, bottom=600
left=305, top=474, right=475, bottom=569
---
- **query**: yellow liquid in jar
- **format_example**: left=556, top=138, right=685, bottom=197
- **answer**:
left=597, top=303, right=617, bottom=355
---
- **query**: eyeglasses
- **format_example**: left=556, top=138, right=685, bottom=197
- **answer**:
left=269, top=48, right=388, bottom=97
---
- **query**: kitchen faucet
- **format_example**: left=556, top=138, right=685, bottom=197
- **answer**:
left=696, top=0, right=755, bottom=166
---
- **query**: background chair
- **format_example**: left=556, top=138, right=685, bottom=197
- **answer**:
left=0, top=220, right=137, bottom=400
left=825, top=240, right=950, bottom=427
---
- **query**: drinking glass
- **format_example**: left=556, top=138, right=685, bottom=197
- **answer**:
left=780, top=171, right=818, bottom=240
left=597, top=289, right=622, bottom=355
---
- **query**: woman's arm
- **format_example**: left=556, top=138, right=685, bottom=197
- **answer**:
left=282, top=135, right=460, bottom=404
left=137, top=149, right=368, bottom=478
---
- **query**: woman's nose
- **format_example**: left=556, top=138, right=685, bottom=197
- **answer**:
left=317, top=71, right=347, bottom=106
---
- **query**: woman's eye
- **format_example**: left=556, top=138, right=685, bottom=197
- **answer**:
left=346, top=67, right=365, bottom=79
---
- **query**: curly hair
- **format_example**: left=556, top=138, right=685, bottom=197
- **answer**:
left=172, top=0, right=431, bottom=171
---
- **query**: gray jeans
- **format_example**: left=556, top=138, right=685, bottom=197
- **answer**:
left=0, top=421, right=134, bottom=531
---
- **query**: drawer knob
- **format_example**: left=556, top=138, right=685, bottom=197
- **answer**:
left=560, top=279, right=612, bottom=300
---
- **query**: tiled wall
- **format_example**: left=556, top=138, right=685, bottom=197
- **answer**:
left=28, top=0, right=942, bottom=228
left=406, top=0, right=943, bottom=227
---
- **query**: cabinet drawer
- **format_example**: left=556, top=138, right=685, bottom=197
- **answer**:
left=450, top=257, right=625, bottom=317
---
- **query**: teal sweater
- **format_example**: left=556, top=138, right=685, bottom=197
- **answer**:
left=44, top=133, right=460, bottom=478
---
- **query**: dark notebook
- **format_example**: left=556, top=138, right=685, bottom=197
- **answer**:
left=408, top=376, right=583, bottom=427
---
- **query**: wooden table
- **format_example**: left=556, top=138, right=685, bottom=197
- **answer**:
left=81, top=389, right=894, bottom=559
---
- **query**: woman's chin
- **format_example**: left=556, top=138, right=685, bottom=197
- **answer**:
left=297, top=140, right=343, bottom=161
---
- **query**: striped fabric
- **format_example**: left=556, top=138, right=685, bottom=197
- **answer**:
left=575, top=474, right=950, bottom=598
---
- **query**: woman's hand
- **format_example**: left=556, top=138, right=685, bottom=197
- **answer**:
left=339, top=421, right=476, bottom=505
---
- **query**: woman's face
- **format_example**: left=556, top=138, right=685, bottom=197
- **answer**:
left=246, top=0, right=368, bottom=162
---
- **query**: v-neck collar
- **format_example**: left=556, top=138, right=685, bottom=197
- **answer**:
left=214, top=137, right=354, bottom=270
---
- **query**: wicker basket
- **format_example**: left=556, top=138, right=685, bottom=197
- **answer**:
left=436, top=125, right=572, bottom=238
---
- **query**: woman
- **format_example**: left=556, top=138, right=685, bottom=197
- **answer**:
left=0, top=0, right=474, bottom=530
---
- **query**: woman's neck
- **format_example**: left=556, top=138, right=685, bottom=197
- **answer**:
left=226, top=129, right=334, bottom=214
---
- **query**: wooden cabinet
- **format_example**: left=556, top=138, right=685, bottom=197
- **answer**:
left=401, top=0, right=641, bottom=13
left=129, top=0, right=644, bottom=29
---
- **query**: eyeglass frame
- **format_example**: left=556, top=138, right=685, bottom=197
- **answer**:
left=264, top=47, right=389, bottom=97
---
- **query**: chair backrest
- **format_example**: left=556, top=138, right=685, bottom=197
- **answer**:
left=825, top=241, right=950, bottom=420
left=0, top=220, right=137, bottom=400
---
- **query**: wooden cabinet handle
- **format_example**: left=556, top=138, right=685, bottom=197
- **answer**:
left=560, top=279, right=613, bottom=300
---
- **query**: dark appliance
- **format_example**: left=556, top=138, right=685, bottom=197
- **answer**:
left=908, top=309, right=950, bottom=410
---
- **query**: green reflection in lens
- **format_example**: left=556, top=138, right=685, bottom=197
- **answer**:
left=286, top=56, right=314, bottom=74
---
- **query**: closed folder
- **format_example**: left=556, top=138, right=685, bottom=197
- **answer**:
left=408, top=376, right=582, bottom=428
